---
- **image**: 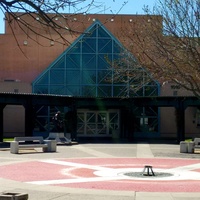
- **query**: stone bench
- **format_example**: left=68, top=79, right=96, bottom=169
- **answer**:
left=194, top=138, right=200, bottom=153
left=10, top=136, right=57, bottom=154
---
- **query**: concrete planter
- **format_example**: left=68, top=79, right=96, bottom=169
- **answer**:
left=180, top=141, right=188, bottom=153
left=180, top=141, right=195, bottom=153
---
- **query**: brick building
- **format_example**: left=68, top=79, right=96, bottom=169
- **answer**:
left=0, top=12, right=199, bottom=140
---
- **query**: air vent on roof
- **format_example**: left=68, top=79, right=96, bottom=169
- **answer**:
left=4, top=79, right=15, bottom=82
left=4, top=79, right=21, bottom=82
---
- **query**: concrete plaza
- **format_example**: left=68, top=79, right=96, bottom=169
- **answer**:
left=0, top=141, right=200, bottom=200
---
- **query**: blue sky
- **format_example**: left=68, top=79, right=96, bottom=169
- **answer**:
left=0, top=0, right=157, bottom=34
left=98, top=0, right=157, bottom=14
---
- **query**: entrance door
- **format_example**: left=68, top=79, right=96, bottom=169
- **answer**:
left=77, top=110, right=119, bottom=137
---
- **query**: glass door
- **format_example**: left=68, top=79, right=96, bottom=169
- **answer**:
left=77, top=110, right=119, bottom=137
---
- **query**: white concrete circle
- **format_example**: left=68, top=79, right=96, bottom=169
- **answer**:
left=93, top=168, right=200, bottom=181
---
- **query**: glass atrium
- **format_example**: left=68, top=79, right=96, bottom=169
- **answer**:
left=32, top=20, right=160, bottom=138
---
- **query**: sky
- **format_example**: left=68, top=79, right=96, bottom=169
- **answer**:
left=0, top=0, right=157, bottom=34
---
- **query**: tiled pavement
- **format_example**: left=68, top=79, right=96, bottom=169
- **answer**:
left=0, top=141, right=200, bottom=200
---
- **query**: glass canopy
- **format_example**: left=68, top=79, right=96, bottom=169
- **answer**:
left=32, top=20, right=159, bottom=97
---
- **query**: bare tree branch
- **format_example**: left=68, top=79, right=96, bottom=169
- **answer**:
left=0, top=1, right=102, bottom=46
left=119, top=0, right=200, bottom=97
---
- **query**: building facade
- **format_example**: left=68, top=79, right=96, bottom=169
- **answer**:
left=0, top=13, right=199, bottom=140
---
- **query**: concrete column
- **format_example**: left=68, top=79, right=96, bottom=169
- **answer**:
left=24, top=102, right=34, bottom=137
left=175, top=100, right=185, bottom=143
left=0, top=104, right=6, bottom=142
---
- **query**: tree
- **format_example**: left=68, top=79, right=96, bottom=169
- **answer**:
left=105, top=49, right=159, bottom=97
left=0, top=0, right=115, bottom=46
left=120, top=0, right=200, bottom=97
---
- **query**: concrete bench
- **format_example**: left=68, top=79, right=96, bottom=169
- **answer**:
left=10, top=136, right=57, bottom=154
left=194, top=138, right=200, bottom=153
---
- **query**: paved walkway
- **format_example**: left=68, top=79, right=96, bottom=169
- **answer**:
left=0, top=142, right=200, bottom=199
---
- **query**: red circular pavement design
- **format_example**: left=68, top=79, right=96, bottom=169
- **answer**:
left=1, top=158, right=200, bottom=192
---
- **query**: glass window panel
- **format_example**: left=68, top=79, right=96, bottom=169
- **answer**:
left=50, top=85, right=65, bottom=95
left=145, top=107, right=158, bottom=116
left=50, top=69, right=64, bottom=84
left=105, top=53, right=113, bottom=61
left=82, top=54, right=96, bottom=69
left=97, top=112, right=107, bottom=134
left=66, top=86, right=80, bottom=96
left=35, top=73, right=49, bottom=85
left=86, top=25, right=97, bottom=38
left=98, top=86, right=111, bottom=96
left=68, top=42, right=81, bottom=54
left=66, top=54, right=80, bottom=69
left=113, top=85, right=127, bottom=97
left=148, top=118, right=158, bottom=132
left=145, top=86, right=158, bottom=96
left=78, top=112, right=85, bottom=123
left=34, top=85, right=49, bottom=94
left=35, top=105, right=48, bottom=116
left=113, top=41, right=122, bottom=53
left=87, top=113, right=96, bottom=123
left=82, top=85, right=96, bottom=96
left=130, top=88, right=143, bottom=97
left=98, top=70, right=112, bottom=84
left=98, top=25, right=110, bottom=38
left=34, top=116, right=49, bottom=132
left=66, top=70, right=80, bottom=84
left=52, top=57, right=65, bottom=69
left=109, top=113, right=119, bottom=123
left=77, top=112, right=85, bottom=135
left=98, top=54, right=112, bottom=70
left=86, top=113, right=96, bottom=135
left=109, top=112, right=119, bottom=130
left=82, top=70, right=96, bottom=84
left=98, top=39, right=112, bottom=53
left=77, top=124, right=84, bottom=135
left=86, top=125, right=95, bottom=135
left=129, top=71, right=144, bottom=85
left=112, top=54, right=125, bottom=72
left=82, top=38, right=96, bottom=53
left=97, top=113, right=106, bottom=123
left=113, top=72, right=127, bottom=84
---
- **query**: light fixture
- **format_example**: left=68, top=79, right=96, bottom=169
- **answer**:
left=129, top=19, right=133, bottom=22
left=111, top=18, right=114, bottom=22
left=50, top=41, right=54, bottom=46
left=36, top=17, right=40, bottom=21
left=23, top=40, right=28, bottom=46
